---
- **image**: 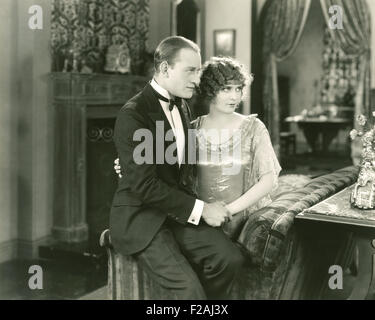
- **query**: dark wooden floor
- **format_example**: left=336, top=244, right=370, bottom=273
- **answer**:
left=0, top=258, right=106, bottom=300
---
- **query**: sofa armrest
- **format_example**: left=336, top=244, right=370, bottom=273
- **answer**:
left=238, top=166, right=360, bottom=272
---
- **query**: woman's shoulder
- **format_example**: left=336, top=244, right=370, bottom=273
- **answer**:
left=236, top=113, right=261, bottom=129
left=239, top=114, right=267, bottom=128
left=234, top=112, right=258, bottom=121
left=190, top=115, right=207, bottom=129
left=238, top=114, right=271, bottom=140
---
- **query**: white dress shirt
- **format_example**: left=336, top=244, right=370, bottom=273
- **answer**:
left=150, top=79, right=204, bottom=225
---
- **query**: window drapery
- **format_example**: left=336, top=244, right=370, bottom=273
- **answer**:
left=262, top=0, right=311, bottom=157
left=320, top=0, right=371, bottom=164
left=261, top=0, right=371, bottom=162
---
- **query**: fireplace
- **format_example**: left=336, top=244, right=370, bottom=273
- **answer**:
left=86, top=114, right=117, bottom=243
left=49, top=73, right=148, bottom=246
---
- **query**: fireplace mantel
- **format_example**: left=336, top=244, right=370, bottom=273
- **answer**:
left=50, top=72, right=148, bottom=103
left=50, top=72, right=148, bottom=243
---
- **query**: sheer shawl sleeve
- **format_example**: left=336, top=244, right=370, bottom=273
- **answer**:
left=252, top=118, right=281, bottom=191
left=243, top=117, right=282, bottom=214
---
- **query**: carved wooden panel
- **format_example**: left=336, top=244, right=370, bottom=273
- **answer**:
left=50, top=73, right=147, bottom=243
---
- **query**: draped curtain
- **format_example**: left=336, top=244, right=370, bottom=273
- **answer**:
left=320, top=0, right=371, bottom=164
left=51, top=0, right=150, bottom=74
left=262, top=0, right=311, bottom=157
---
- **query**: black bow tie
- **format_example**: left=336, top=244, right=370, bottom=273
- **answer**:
left=169, top=98, right=182, bottom=111
left=152, top=89, right=182, bottom=111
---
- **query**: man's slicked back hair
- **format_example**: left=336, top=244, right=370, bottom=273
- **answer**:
left=154, top=36, right=200, bottom=73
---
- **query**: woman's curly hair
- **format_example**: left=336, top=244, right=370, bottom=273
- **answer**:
left=197, top=56, right=253, bottom=106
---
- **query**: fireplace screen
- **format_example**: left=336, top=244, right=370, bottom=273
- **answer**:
left=86, top=117, right=118, bottom=240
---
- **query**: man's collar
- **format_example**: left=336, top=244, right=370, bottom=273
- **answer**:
left=150, top=78, right=171, bottom=101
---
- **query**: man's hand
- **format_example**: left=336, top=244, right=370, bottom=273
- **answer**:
left=201, top=202, right=232, bottom=227
left=114, top=158, right=123, bottom=178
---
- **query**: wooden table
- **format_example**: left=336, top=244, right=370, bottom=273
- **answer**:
left=285, top=116, right=352, bottom=153
left=295, top=185, right=375, bottom=300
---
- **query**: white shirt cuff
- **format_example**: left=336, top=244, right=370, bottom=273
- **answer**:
left=187, top=200, right=204, bottom=225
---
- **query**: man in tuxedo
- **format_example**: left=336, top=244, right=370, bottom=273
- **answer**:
left=110, top=36, right=244, bottom=299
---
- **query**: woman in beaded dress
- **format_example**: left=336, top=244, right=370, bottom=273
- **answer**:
left=191, top=57, right=281, bottom=238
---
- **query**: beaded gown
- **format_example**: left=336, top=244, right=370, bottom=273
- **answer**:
left=192, top=115, right=282, bottom=238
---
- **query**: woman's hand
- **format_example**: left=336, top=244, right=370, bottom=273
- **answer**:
left=224, top=204, right=236, bottom=216
left=202, top=202, right=232, bottom=227
left=220, top=201, right=234, bottom=221
left=114, top=158, right=123, bottom=178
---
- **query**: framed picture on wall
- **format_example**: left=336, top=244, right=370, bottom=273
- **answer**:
left=214, top=29, right=236, bottom=57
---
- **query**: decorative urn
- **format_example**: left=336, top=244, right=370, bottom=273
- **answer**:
left=350, top=113, right=375, bottom=209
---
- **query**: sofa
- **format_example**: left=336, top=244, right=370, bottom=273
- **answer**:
left=100, top=165, right=360, bottom=300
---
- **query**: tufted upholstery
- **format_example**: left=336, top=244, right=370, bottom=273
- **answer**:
left=237, top=166, right=360, bottom=273
left=100, top=165, right=359, bottom=300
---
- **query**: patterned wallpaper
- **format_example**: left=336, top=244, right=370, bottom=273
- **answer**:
left=51, top=0, right=150, bottom=74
